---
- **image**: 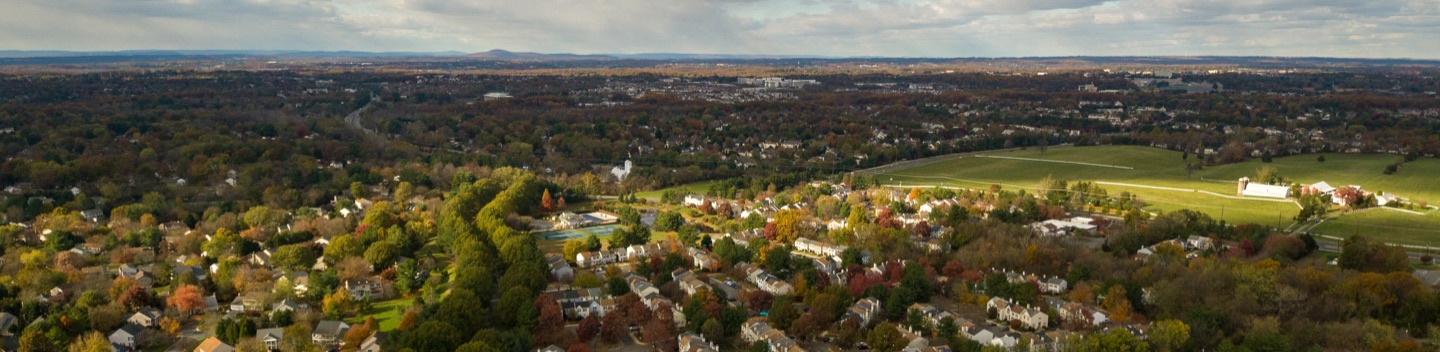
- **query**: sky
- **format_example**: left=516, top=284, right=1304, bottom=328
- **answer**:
left=1, top=0, right=1438, bottom=58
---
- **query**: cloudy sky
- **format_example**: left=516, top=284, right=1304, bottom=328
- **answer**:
left=2, top=0, right=1438, bottom=58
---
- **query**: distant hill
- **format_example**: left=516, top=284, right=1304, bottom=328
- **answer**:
left=465, top=49, right=613, bottom=60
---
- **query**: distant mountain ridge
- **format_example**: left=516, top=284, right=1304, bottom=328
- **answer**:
left=0, top=49, right=1436, bottom=67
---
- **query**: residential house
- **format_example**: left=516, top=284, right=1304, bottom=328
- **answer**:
left=1414, top=270, right=1440, bottom=287
left=195, top=337, right=236, bottom=352
left=256, top=328, right=285, bottom=351
left=908, top=303, right=954, bottom=328
left=312, top=321, right=350, bottom=350
left=174, top=265, right=208, bottom=282
left=576, top=250, right=618, bottom=268
left=987, top=298, right=1048, bottom=331
left=687, top=247, right=720, bottom=271
left=343, top=277, right=382, bottom=301
left=358, top=332, right=383, bottom=352
left=127, top=307, right=163, bottom=328
left=1038, top=277, right=1069, bottom=295
left=272, top=299, right=303, bottom=318
left=794, top=238, right=848, bottom=261
left=1185, top=235, right=1215, bottom=251
left=0, top=312, right=17, bottom=337
left=545, top=254, right=575, bottom=283
left=109, top=324, right=145, bottom=349
left=678, top=332, right=719, bottom=352
left=249, top=249, right=274, bottom=267
left=672, top=269, right=711, bottom=296
left=845, top=298, right=882, bottom=327
left=737, top=263, right=794, bottom=295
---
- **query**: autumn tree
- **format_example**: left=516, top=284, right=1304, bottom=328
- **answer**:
left=577, top=315, right=600, bottom=342
left=1103, top=285, right=1133, bottom=324
left=1150, top=319, right=1191, bottom=352
left=167, top=285, right=205, bottom=315
left=599, top=312, right=624, bottom=344
left=67, top=332, right=111, bottom=352
left=773, top=209, right=803, bottom=243
left=541, top=189, right=555, bottom=213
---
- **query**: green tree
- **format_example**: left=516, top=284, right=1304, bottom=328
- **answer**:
left=1150, top=319, right=1191, bottom=352
left=363, top=241, right=398, bottom=268
left=1073, top=329, right=1149, bottom=352
left=866, top=322, right=905, bottom=352
left=271, top=244, right=317, bottom=271
left=495, top=287, right=538, bottom=328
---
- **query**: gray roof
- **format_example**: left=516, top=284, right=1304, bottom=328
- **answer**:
left=256, top=328, right=285, bottom=341
left=113, top=323, right=145, bottom=337
left=315, top=320, right=348, bottom=336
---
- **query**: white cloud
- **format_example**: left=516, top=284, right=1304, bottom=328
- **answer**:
left=0, top=0, right=1435, bottom=58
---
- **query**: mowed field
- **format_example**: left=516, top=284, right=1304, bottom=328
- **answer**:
left=863, top=145, right=1440, bottom=244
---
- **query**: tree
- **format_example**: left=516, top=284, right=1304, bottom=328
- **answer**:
left=1150, top=319, right=1190, bottom=352
left=563, top=239, right=590, bottom=263
left=67, top=332, right=111, bottom=352
left=1317, top=155, right=1326, bottom=163
left=654, top=211, right=684, bottom=232
left=768, top=296, right=798, bottom=330
left=700, top=318, right=723, bottom=342
left=496, top=287, right=538, bottom=328
left=577, top=315, right=600, bottom=342
left=599, top=311, right=624, bottom=344
left=363, top=241, right=398, bottom=268
left=866, top=322, right=905, bottom=352
left=1072, top=328, right=1149, bottom=352
left=541, top=189, right=555, bottom=213
left=271, top=244, right=318, bottom=271
left=773, top=210, right=802, bottom=243
left=18, top=327, right=53, bottom=352
left=168, top=285, right=205, bottom=315
left=1255, top=166, right=1281, bottom=185
left=1103, top=285, right=1133, bottom=324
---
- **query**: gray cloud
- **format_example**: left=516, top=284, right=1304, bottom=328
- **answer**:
left=0, top=0, right=1435, bottom=58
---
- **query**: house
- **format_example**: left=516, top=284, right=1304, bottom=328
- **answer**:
left=794, top=238, right=848, bottom=261
left=576, top=250, right=618, bottom=268
left=174, top=265, right=208, bottom=281
left=343, top=278, right=382, bottom=301
left=908, top=303, right=954, bottom=328
left=1414, top=270, right=1440, bottom=287
left=545, top=253, right=574, bottom=283
left=127, top=307, right=163, bottom=328
left=312, top=321, right=350, bottom=350
left=80, top=209, right=106, bottom=223
left=0, top=312, right=17, bottom=337
left=737, top=263, right=794, bottom=295
left=358, top=332, right=383, bottom=352
left=1185, top=235, right=1215, bottom=251
left=673, top=269, right=711, bottom=296
left=195, top=336, right=236, bottom=352
left=987, top=298, right=1048, bottom=331
left=272, top=299, right=303, bottom=318
left=257, top=328, right=285, bottom=351
left=741, top=317, right=805, bottom=351
left=678, top=332, right=719, bottom=352
left=249, top=249, right=274, bottom=267
left=203, top=295, right=221, bottom=313
left=687, top=247, right=720, bottom=271
left=1038, top=277, right=1069, bottom=294
left=845, top=298, right=882, bottom=327
left=109, top=323, right=145, bottom=349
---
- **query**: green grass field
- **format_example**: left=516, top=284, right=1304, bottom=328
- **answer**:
left=1311, top=209, right=1440, bottom=246
left=350, top=297, right=415, bottom=332
left=864, top=145, right=1440, bottom=244
left=635, top=180, right=720, bottom=199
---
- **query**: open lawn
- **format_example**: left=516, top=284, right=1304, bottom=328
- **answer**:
left=350, top=297, right=415, bottom=332
left=865, top=145, right=1440, bottom=244
left=635, top=180, right=719, bottom=199
left=1311, top=208, right=1440, bottom=246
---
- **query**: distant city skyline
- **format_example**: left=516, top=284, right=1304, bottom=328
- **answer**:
left=2, top=0, right=1438, bottom=59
